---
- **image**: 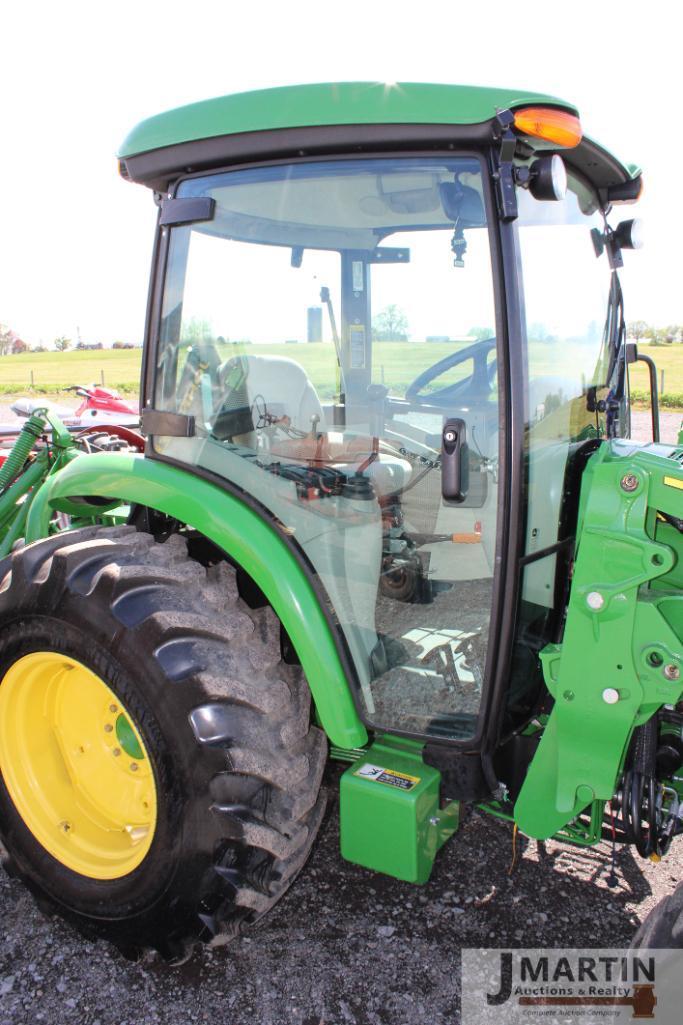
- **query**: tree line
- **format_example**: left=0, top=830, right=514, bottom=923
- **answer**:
left=0, top=324, right=138, bottom=355
left=627, top=322, right=683, bottom=346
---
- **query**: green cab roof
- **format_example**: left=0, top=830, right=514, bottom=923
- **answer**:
left=118, top=82, right=639, bottom=198
left=118, top=81, right=578, bottom=159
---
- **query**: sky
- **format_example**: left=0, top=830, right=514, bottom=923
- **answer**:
left=1, top=0, right=680, bottom=348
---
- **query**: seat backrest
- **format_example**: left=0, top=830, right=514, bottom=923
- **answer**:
left=217, top=354, right=324, bottom=447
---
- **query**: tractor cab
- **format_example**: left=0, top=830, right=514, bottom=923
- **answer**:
left=6, top=83, right=683, bottom=962
left=122, top=84, right=642, bottom=758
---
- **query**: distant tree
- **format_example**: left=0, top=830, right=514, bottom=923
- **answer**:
left=626, top=320, right=649, bottom=344
left=54, top=336, right=71, bottom=351
left=528, top=322, right=556, bottom=343
left=0, top=324, right=13, bottom=356
left=11, top=338, right=29, bottom=353
left=372, top=304, right=409, bottom=341
left=647, top=325, right=669, bottom=346
left=468, top=326, right=495, bottom=341
left=182, top=316, right=214, bottom=347
left=585, top=320, right=601, bottom=343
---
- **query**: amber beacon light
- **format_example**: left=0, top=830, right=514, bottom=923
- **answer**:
left=513, top=107, right=583, bottom=148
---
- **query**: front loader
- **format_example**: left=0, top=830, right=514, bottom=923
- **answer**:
left=0, top=82, right=681, bottom=961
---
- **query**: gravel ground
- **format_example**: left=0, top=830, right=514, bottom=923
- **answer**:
left=1, top=402, right=682, bottom=1025
left=1, top=768, right=681, bottom=1025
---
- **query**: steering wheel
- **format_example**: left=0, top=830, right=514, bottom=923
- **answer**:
left=405, top=337, right=496, bottom=406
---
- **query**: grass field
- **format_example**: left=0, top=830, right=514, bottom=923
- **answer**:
left=1, top=341, right=681, bottom=405
left=0, top=349, right=143, bottom=394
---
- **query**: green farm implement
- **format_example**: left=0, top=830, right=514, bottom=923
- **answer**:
left=0, top=82, right=681, bottom=960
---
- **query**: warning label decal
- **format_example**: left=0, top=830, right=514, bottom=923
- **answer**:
left=354, top=762, right=420, bottom=791
left=349, top=324, right=366, bottom=369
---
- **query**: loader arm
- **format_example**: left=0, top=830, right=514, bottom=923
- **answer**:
left=516, top=440, right=683, bottom=838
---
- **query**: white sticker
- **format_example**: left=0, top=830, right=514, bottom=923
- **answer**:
left=352, top=260, right=364, bottom=292
left=349, top=324, right=366, bottom=369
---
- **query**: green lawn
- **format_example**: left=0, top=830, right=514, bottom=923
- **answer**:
left=1, top=340, right=681, bottom=406
left=0, top=349, right=143, bottom=394
left=1, top=342, right=476, bottom=399
left=627, top=343, right=683, bottom=402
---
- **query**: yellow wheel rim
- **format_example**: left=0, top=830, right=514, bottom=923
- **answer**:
left=0, top=652, right=157, bottom=879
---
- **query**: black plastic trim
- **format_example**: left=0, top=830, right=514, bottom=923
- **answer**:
left=141, top=409, right=195, bottom=437
left=123, top=122, right=495, bottom=192
left=606, top=175, right=643, bottom=204
left=139, top=212, right=163, bottom=427
left=476, top=159, right=528, bottom=764
left=159, top=196, right=215, bottom=226
left=519, top=537, right=572, bottom=567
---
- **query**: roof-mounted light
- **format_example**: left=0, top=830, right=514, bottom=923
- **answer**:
left=529, top=154, right=567, bottom=201
left=614, top=218, right=644, bottom=251
left=513, top=107, right=582, bottom=149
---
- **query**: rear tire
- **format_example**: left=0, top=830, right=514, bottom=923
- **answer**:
left=0, top=526, right=326, bottom=961
left=631, top=882, right=683, bottom=948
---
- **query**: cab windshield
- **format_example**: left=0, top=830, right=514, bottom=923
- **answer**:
left=153, top=156, right=501, bottom=741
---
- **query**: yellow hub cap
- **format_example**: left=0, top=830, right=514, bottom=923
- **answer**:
left=0, top=652, right=157, bottom=879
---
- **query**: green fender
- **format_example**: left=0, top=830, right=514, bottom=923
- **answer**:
left=25, top=452, right=368, bottom=749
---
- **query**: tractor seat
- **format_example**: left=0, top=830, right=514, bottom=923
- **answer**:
left=215, top=353, right=411, bottom=497
left=216, top=353, right=323, bottom=440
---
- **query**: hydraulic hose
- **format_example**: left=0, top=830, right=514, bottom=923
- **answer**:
left=621, top=718, right=664, bottom=858
left=0, top=411, right=48, bottom=493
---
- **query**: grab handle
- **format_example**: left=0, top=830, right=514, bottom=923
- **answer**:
left=441, top=418, right=468, bottom=502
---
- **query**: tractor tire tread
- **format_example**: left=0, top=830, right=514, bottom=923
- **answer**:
left=0, top=525, right=327, bottom=960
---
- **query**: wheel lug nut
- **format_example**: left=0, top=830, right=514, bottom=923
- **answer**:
left=59, top=821, right=72, bottom=833
left=104, top=724, right=113, bottom=733
left=112, top=747, right=121, bottom=757
left=130, top=763, right=138, bottom=772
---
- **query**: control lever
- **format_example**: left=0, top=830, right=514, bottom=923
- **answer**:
left=441, top=418, right=468, bottom=502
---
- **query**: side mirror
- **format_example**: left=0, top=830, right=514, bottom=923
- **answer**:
left=438, top=181, right=486, bottom=226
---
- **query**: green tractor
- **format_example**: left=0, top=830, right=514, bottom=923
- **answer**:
left=1, top=82, right=682, bottom=961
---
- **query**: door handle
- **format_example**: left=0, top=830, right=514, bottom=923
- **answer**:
left=441, top=418, right=468, bottom=502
